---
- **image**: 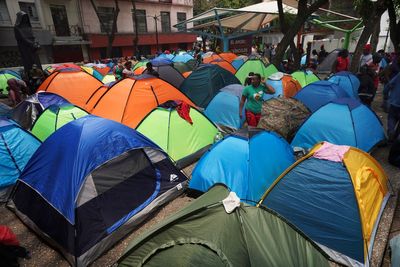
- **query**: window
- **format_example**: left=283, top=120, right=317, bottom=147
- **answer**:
left=160, top=11, right=170, bottom=33
left=97, top=6, right=116, bottom=33
left=0, top=0, right=11, bottom=25
left=19, top=2, right=40, bottom=25
left=177, top=12, right=186, bottom=31
left=135, top=9, right=147, bottom=33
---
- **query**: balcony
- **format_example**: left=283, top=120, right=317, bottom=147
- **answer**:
left=47, top=24, right=91, bottom=46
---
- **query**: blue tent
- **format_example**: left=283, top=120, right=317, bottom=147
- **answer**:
left=9, top=116, right=187, bottom=266
left=0, top=118, right=40, bottom=201
left=156, top=53, right=174, bottom=60
left=0, top=102, right=11, bottom=117
left=150, top=57, right=173, bottom=66
left=11, top=92, right=69, bottom=130
left=179, top=64, right=240, bottom=107
left=205, top=91, right=245, bottom=130
left=328, top=71, right=360, bottom=99
left=232, top=58, right=245, bottom=70
left=172, top=53, right=194, bottom=63
left=189, top=129, right=295, bottom=203
left=294, top=80, right=352, bottom=112
left=291, top=98, right=386, bottom=152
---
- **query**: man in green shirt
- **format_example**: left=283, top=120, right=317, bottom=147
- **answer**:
left=239, top=73, right=275, bottom=126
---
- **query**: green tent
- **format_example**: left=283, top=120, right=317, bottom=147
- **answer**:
left=118, top=185, right=333, bottom=267
left=136, top=104, right=219, bottom=168
left=0, top=72, right=20, bottom=95
left=173, top=62, right=192, bottom=73
left=291, top=70, right=320, bottom=87
left=235, top=59, right=278, bottom=85
left=31, top=104, right=88, bottom=141
left=133, top=60, right=149, bottom=71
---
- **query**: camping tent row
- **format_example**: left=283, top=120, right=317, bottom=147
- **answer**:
left=118, top=142, right=389, bottom=267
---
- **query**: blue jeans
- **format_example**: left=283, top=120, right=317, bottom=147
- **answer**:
left=388, top=105, right=400, bottom=140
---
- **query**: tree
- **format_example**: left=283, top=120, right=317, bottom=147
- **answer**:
left=131, top=0, right=139, bottom=57
left=272, top=0, right=329, bottom=68
left=387, top=0, right=400, bottom=53
left=90, top=0, right=120, bottom=58
left=349, top=0, right=387, bottom=72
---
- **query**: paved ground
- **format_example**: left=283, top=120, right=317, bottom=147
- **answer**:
left=0, top=86, right=399, bottom=267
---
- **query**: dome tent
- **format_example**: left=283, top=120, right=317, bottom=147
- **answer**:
left=235, top=59, right=278, bottom=84
left=328, top=71, right=360, bottom=98
left=136, top=101, right=219, bottom=169
left=257, top=98, right=311, bottom=141
left=31, top=104, right=89, bottom=141
left=8, top=116, right=187, bottom=267
left=0, top=70, right=21, bottom=95
left=189, top=128, right=295, bottom=203
left=264, top=72, right=302, bottom=100
left=291, top=70, right=320, bottom=87
left=210, top=60, right=236, bottom=74
left=0, top=118, right=40, bottom=202
left=38, top=69, right=103, bottom=108
left=11, top=92, right=69, bottom=130
left=117, top=185, right=332, bottom=267
left=294, top=80, right=352, bottom=112
left=179, top=64, right=240, bottom=108
left=85, top=75, right=195, bottom=128
left=260, top=142, right=390, bottom=267
left=143, top=64, right=185, bottom=89
left=291, top=98, right=386, bottom=152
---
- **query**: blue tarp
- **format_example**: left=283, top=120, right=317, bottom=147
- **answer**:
left=18, top=116, right=160, bottom=224
left=262, top=157, right=364, bottom=263
left=0, top=118, right=40, bottom=190
left=294, top=80, right=352, bottom=112
left=189, top=131, right=295, bottom=203
left=328, top=71, right=360, bottom=99
left=291, top=98, right=385, bottom=151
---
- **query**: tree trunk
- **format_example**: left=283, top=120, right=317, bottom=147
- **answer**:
left=350, top=3, right=386, bottom=73
left=131, top=0, right=139, bottom=57
left=370, top=18, right=381, bottom=53
left=272, top=0, right=329, bottom=67
left=106, top=0, right=119, bottom=58
left=387, top=0, right=400, bottom=53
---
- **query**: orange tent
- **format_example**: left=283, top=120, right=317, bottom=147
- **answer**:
left=85, top=76, right=195, bottom=128
left=93, top=66, right=111, bottom=76
left=218, top=52, right=237, bottom=63
left=182, top=71, right=192, bottom=78
left=38, top=70, right=103, bottom=108
left=134, top=66, right=146, bottom=75
left=210, top=60, right=236, bottom=74
left=203, top=54, right=223, bottom=64
left=281, top=75, right=302, bottom=97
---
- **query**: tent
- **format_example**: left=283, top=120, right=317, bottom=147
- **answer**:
left=328, top=71, right=360, bottom=98
left=294, top=80, right=351, bottom=112
left=85, top=75, right=195, bottom=128
left=38, top=70, right=103, bottom=108
left=264, top=72, right=302, bottom=100
left=232, top=55, right=248, bottom=70
left=11, top=92, right=69, bottom=130
left=173, top=62, right=192, bottom=73
left=8, top=116, right=187, bottom=267
left=257, top=98, right=310, bottom=141
left=0, top=118, right=40, bottom=202
left=259, top=142, right=390, bottom=267
left=235, top=59, right=278, bottom=84
left=117, top=185, right=332, bottom=267
left=93, top=65, right=111, bottom=76
left=143, top=64, right=185, bottom=89
left=291, top=70, right=320, bottom=87
left=102, top=74, right=116, bottom=84
left=150, top=57, right=173, bottom=66
left=291, top=98, right=386, bottom=152
left=179, top=64, right=240, bottom=108
left=133, top=60, right=149, bottom=71
left=156, top=53, right=174, bottom=60
left=31, top=104, right=89, bottom=141
left=189, top=128, right=295, bottom=203
left=205, top=84, right=245, bottom=130
left=219, top=52, right=237, bottom=63
left=172, top=53, right=193, bottom=63
left=210, top=60, right=237, bottom=74
left=316, top=49, right=343, bottom=73
left=81, top=66, right=103, bottom=81
left=136, top=102, right=219, bottom=168
left=203, top=54, right=222, bottom=64
left=0, top=70, right=21, bottom=95
left=0, top=102, right=11, bottom=117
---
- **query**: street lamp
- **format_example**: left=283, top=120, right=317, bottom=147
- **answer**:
left=151, top=15, right=160, bottom=53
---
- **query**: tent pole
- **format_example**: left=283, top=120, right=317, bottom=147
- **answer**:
left=223, top=37, right=229, bottom=52
left=343, top=31, right=350, bottom=50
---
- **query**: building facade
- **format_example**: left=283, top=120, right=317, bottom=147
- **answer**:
left=81, top=0, right=195, bottom=59
left=0, top=0, right=195, bottom=66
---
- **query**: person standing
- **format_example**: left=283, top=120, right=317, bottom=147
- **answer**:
left=239, top=73, right=275, bottom=127
left=318, top=45, right=328, bottom=63
left=385, top=73, right=400, bottom=142
left=263, top=44, right=272, bottom=62
left=359, top=44, right=373, bottom=70
left=332, top=49, right=350, bottom=73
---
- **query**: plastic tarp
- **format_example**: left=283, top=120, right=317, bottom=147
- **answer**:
left=291, top=99, right=385, bottom=152
left=118, top=185, right=331, bottom=267
left=179, top=64, right=240, bottom=108
left=189, top=131, right=295, bottom=203
left=294, top=81, right=352, bottom=112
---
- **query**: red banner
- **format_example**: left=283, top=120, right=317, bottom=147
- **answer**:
left=229, top=35, right=252, bottom=55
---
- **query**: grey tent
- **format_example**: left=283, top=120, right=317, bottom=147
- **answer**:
left=143, top=65, right=185, bottom=89
left=118, top=185, right=335, bottom=267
